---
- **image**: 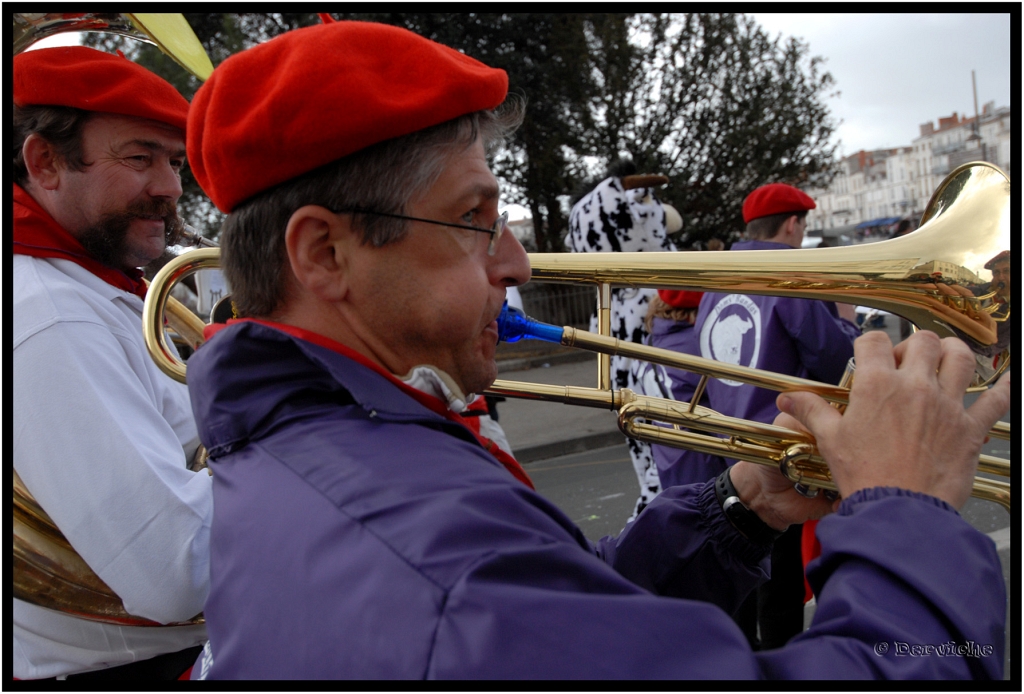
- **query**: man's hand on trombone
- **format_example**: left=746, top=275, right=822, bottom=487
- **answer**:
left=774, top=330, right=1010, bottom=513
left=728, top=330, right=1011, bottom=530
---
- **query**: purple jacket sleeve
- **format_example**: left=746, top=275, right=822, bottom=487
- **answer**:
left=757, top=488, right=1005, bottom=679
left=592, top=482, right=769, bottom=612
left=430, top=488, right=1005, bottom=679
left=779, top=300, right=860, bottom=385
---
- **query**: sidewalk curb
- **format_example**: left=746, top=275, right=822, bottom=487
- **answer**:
left=516, top=431, right=626, bottom=465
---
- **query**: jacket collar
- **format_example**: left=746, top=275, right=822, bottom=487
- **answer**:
left=731, top=239, right=792, bottom=252
left=189, top=320, right=535, bottom=488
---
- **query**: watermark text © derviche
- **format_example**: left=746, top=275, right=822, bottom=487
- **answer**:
left=873, top=641, right=994, bottom=658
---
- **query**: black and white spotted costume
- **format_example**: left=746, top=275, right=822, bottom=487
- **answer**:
left=567, top=176, right=675, bottom=520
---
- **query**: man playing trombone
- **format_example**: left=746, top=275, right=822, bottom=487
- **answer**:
left=13, top=47, right=210, bottom=680
left=183, top=20, right=1008, bottom=679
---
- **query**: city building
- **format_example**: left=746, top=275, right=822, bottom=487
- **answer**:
left=806, top=102, right=1011, bottom=237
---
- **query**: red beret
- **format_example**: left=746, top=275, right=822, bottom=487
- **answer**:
left=188, top=21, right=509, bottom=212
left=14, top=46, right=189, bottom=132
left=985, top=250, right=1009, bottom=269
left=742, top=183, right=816, bottom=224
left=658, top=289, right=703, bottom=309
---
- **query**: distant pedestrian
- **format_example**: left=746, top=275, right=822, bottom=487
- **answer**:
left=637, top=287, right=728, bottom=490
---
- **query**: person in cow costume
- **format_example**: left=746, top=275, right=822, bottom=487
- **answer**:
left=567, top=161, right=681, bottom=519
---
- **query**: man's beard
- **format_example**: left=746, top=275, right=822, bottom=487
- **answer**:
left=77, top=198, right=184, bottom=271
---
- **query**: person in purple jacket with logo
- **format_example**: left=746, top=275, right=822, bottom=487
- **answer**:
left=183, top=20, right=1009, bottom=680
left=638, top=288, right=729, bottom=489
left=693, top=184, right=862, bottom=652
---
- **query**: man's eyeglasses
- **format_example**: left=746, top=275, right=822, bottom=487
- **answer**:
left=334, top=208, right=509, bottom=256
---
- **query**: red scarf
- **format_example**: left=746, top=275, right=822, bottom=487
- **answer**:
left=13, top=184, right=148, bottom=300
left=204, top=319, right=536, bottom=490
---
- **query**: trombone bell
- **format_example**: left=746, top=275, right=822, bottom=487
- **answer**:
left=529, top=162, right=1011, bottom=354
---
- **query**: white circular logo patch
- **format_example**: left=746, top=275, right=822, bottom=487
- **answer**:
left=700, top=295, right=762, bottom=386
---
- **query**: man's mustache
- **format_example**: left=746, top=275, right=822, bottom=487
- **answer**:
left=114, top=198, right=184, bottom=246
left=77, top=198, right=184, bottom=271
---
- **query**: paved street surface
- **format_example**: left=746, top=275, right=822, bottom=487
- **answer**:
left=524, top=444, right=636, bottom=538
left=496, top=356, right=620, bottom=462
left=498, top=314, right=1011, bottom=678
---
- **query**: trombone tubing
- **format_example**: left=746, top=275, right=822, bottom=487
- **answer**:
left=486, top=379, right=1011, bottom=511
left=564, top=326, right=850, bottom=404
left=523, top=323, right=1008, bottom=443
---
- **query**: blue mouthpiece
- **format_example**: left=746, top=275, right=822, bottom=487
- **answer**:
left=497, top=302, right=565, bottom=344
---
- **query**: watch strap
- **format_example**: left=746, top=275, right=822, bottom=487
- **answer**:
left=715, top=468, right=784, bottom=546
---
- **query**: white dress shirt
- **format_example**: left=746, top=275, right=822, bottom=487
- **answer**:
left=13, top=256, right=211, bottom=679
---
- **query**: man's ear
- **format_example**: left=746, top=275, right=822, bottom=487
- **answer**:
left=777, top=214, right=802, bottom=242
left=22, top=134, right=63, bottom=191
left=284, top=205, right=354, bottom=302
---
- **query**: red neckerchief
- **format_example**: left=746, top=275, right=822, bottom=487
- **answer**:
left=13, top=183, right=148, bottom=300
left=204, top=318, right=535, bottom=490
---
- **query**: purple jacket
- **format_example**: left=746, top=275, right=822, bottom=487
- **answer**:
left=646, top=315, right=728, bottom=488
left=694, top=240, right=862, bottom=427
left=188, top=321, right=1004, bottom=679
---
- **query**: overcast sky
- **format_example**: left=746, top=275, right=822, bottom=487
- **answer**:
left=31, top=13, right=1011, bottom=155
left=29, top=13, right=1011, bottom=218
left=749, top=12, right=1011, bottom=156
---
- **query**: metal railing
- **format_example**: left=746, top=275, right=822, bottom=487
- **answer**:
left=518, top=283, right=595, bottom=328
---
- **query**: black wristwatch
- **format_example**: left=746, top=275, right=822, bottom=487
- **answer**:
left=715, top=468, right=784, bottom=546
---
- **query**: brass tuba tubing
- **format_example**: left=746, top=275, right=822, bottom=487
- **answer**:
left=143, top=247, right=221, bottom=382
left=14, top=13, right=214, bottom=80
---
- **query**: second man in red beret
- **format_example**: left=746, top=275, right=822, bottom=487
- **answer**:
left=13, top=46, right=210, bottom=680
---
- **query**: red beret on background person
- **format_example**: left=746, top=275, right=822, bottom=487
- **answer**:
left=13, top=45, right=189, bottom=130
left=984, top=249, right=1010, bottom=270
left=741, top=182, right=816, bottom=224
left=188, top=20, right=507, bottom=212
left=657, top=289, right=703, bottom=308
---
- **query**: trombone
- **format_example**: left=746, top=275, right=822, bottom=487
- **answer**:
left=491, top=303, right=1010, bottom=510
left=141, top=165, right=1011, bottom=511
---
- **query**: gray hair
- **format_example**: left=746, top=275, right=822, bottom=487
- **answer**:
left=222, top=99, right=524, bottom=318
